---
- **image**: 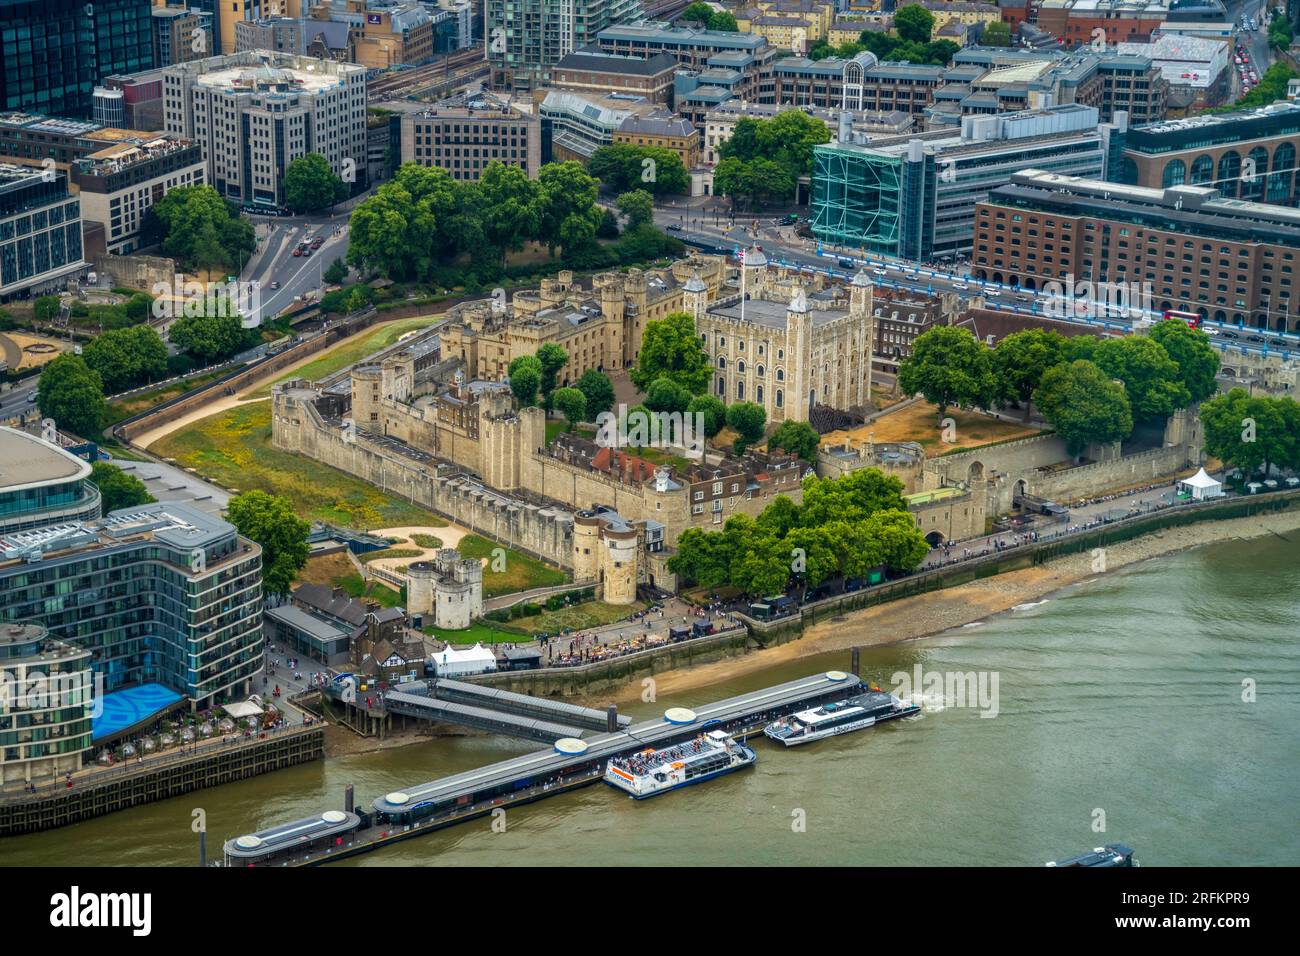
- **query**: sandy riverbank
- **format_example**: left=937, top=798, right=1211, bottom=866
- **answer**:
left=608, top=505, right=1300, bottom=705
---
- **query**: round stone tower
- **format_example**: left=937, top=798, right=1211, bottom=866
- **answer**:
left=572, top=511, right=602, bottom=583
left=599, top=524, right=639, bottom=605
left=406, top=561, right=436, bottom=619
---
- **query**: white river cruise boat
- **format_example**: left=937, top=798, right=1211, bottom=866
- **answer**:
left=763, top=690, right=919, bottom=747
left=604, top=730, right=756, bottom=799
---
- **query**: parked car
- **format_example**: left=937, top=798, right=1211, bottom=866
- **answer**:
left=666, top=223, right=682, bottom=231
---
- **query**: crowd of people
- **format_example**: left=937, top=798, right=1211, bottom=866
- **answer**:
left=611, top=735, right=714, bottom=777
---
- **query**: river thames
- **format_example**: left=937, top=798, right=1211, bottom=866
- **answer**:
left=4, top=533, right=1298, bottom=867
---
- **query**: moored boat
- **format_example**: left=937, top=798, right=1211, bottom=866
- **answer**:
left=603, top=730, right=756, bottom=799
left=763, top=689, right=918, bottom=746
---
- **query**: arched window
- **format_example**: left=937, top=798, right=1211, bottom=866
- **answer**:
left=1243, top=147, right=1269, bottom=200
left=756, top=364, right=765, bottom=377
left=1190, top=154, right=1214, bottom=185
left=718, top=356, right=726, bottom=369
left=1269, top=142, right=1296, bottom=203
left=737, top=360, right=745, bottom=373
left=756, top=385, right=764, bottom=404
left=1162, top=159, right=1186, bottom=187
left=717, top=376, right=725, bottom=396
left=736, top=381, right=745, bottom=400
left=1217, top=151, right=1241, bottom=197
left=776, top=368, right=785, bottom=381
left=775, top=389, right=783, bottom=408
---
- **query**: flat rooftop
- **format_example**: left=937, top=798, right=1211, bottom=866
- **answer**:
left=0, top=427, right=91, bottom=492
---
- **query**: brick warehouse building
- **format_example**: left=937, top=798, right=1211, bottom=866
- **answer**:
left=972, top=169, right=1300, bottom=333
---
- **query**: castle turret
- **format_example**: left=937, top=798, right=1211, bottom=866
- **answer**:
left=351, top=364, right=382, bottom=430
left=851, top=270, right=875, bottom=409
left=682, top=271, right=708, bottom=325
left=572, top=512, right=602, bottom=583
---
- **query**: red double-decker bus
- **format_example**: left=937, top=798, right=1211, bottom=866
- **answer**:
left=1163, top=309, right=1202, bottom=329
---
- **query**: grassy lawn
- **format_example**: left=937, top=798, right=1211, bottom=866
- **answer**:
left=821, top=402, right=1041, bottom=453
left=151, top=400, right=446, bottom=528
left=338, top=573, right=403, bottom=609
left=545, top=420, right=597, bottom=444
left=248, top=315, right=441, bottom=397
left=101, top=371, right=231, bottom=429
left=421, top=620, right=524, bottom=644
left=510, top=600, right=647, bottom=635
left=358, top=547, right=422, bottom=564
left=410, top=533, right=443, bottom=548
left=456, top=534, right=567, bottom=598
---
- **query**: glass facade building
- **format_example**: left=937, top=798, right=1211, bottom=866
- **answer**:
left=0, top=623, right=95, bottom=785
left=0, top=502, right=264, bottom=708
left=0, top=164, right=85, bottom=297
left=0, top=0, right=153, bottom=118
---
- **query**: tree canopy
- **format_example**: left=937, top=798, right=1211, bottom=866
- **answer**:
left=768, top=419, right=821, bottom=460
left=82, top=325, right=167, bottom=394
left=668, top=468, right=927, bottom=597
left=897, top=326, right=998, bottom=421
left=1035, top=359, right=1133, bottom=458
left=226, top=490, right=310, bottom=597
left=631, top=311, right=712, bottom=395
left=1201, top=388, right=1300, bottom=477
left=150, top=185, right=255, bottom=274
left=1147, top=319, right=1221, bottom=405
left=284, top=153, right=348, bottom=213
left=91, top=461, right=155, bottom=513
left=37, top=355, right=105, bottom=438
left=895, top=4, right=935, bottom=44
left=588, top=143, right=690, bottom=195
left=168, top=312, right=251, bottom=363
left=1091, top=336, right=1190, bottom=422
left=992, top=327, right=1069, bottom=420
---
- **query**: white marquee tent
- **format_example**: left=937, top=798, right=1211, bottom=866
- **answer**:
left=1178, top=468, right=1223, bottom=501
left=429, top=642, right=498, bottom=677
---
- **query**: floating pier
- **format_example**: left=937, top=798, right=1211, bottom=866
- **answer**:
left=222, top=670, right=864, bottom=866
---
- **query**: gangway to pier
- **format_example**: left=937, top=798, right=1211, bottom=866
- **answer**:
left=430, top=678, right=632, bottom=733
left=383, top=690, right=585, bottom=743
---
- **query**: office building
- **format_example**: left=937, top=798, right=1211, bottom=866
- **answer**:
left=539, top=89, right=657, bottom=162
left=400, top=91, right=541, bottom=180
left=612, top=112, right=699, bottom=167
left=0, top=427, right=102, bottom=536
left=702, top=102, right=911, bottom=166
left=811, top=104, right=1122, bottom=260
left=162, top=51, right=367, bottom=210
left=974, top=169, right=1300, bottom=332
left=487, top=0, right=645, bottom=91
left=0, top=500, right=264, bottom=707
left=73, top=134, right=206, bottom=254
left=152, top=6, right=201, bottom=67
left=551, top=49, right=678, bottom=104
left=0, top=623, right=94, bottom=786
left=0, top=164, right=86, bottom=298
left=1120, top=102, right=1300, bottom=207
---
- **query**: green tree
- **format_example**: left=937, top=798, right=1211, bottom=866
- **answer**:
left=631, top=311, right=711, bottom=395
left=992, top=327, right=1069, bottom=420
left=645, top=376, right=693, bottom=415
left=284, top=153, right=347, bottom=214
left=680, top=2, right=713, bottom=24
left=37, top=355, right=106, bottom=437
left=799, top=468, right=907, bottom=527
left=91, top=461, right=155, bottom=513
left=534, top=343, right=568, bottom=409
left=668, top=526, right=732, bottom=588
left=708, top=10, right=738, bottom=31
left=588, top=144, right=689, bottom=195
left=1092, top=336, right=1190, bottom=422
left=478, top=161, right=544, bottom=267
left=726, top=401, right=767, bottom=455
left=168, top=312, right=248, bottom=363
left=897, top=326, right=998, bottom=422
left=768, top=419, right=820, bottom=460
left=616, top=189, right=655, bottom=230
left=509, top=365, right=541, bottom=408
left=596, top=207, right=621, bottom=239
left=982, top=21, right=1012, bottom=46
left=553, top=387, right=587, bottom=430
left=1035, top=359, right=1133, bottom=458
left=1268, top=18, right=1293, bottom=50
left=226, top=490, right=310, bottom=597
left=714, top=156, right=796, bottom=207
left=895, top=4, right=935, bottom=44
left=1200, top=388, right=1296, bottom=476
left=1147, top=319, right=1220, bottom=405
left=687, top=394, right=726, bottom=437
left=323, top=258, right=348, bottom=284
left=575, top=369, right=615, bottom=421
left=151, top=184, right=255, bottom=274
left=82, top=325, right=167, bottom=393
left=538, top=161, right=600, bottom=256
left=347, top=164, right=462, bottom=281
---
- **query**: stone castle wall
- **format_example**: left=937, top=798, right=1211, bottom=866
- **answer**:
left=273, top=389, right=575, bottom=568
